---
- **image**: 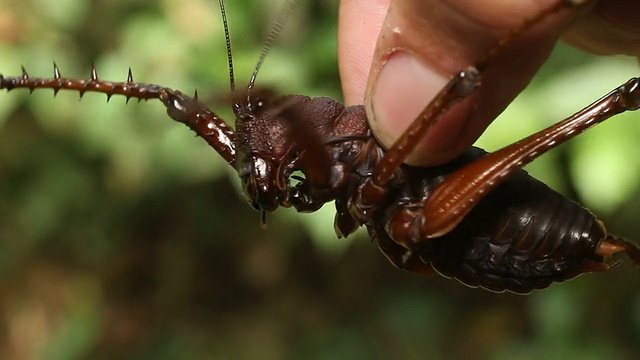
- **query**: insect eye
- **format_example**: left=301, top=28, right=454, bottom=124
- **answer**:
left=249, top=97, right=266, bottom=113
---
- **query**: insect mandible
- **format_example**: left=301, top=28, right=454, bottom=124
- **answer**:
left=1, top=0, right=640, bottom=294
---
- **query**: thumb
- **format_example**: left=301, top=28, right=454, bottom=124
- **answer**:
left=365, top=0, right=592, bottom=166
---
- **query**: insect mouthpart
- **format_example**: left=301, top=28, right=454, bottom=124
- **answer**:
left=237, top=154, right=282, bottom=212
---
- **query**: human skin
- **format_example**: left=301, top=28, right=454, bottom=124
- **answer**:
left=338, top=0, right=640, bottom=166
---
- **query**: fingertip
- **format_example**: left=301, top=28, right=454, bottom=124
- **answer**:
left=363, top=0, right=584, bottom=165
left=338, top=0, right=389, bottom=105
left=366, top=52, right=451, bottom=154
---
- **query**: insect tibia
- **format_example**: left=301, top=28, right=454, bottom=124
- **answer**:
left=157, top=88, right=237, bottom=164
left=0, top=64, right=165, bottom=103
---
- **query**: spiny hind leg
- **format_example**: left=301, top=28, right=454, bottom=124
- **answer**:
left=420, top=77, right=640, bottom=239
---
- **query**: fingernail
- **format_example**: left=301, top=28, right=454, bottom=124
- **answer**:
left=367, top=52, right=450, bottom=151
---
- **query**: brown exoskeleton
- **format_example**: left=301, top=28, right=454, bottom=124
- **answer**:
left=1, top=0, right=640, bottom=294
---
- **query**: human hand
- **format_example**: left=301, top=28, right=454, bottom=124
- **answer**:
left=338, top=0, right=640, bottom=166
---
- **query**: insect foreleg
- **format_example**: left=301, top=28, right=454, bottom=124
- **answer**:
left=158, top=90, right=236, bottom=164
left=0, top=64, right=237, bottom=164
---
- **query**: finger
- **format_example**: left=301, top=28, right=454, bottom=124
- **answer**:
left=338, top=0, right=390, bottom=106
left=563, top=0, right=640, bottom=56
left=364, top=0, right=593, bottom=166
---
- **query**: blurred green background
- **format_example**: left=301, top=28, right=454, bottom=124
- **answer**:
left=1, top=0, right=640, bottom=359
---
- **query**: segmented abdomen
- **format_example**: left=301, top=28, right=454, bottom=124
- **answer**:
left=418, top=149, right=605, bottom=293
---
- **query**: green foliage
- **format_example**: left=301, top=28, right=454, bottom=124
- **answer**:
left=0, top=1, right=639, bottom=359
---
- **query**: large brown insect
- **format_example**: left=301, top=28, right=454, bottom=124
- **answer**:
left=1, top=0, right=639, bottom=294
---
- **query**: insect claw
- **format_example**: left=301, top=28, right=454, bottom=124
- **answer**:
left=126, top=67, right=134, bottom=83
left=125, top=96, right=131, bottom=104
left=53, top=62, right=60, bottom=79
left=193, top=89, right=199, bottom=102
left=21, top=67, right=35, bottom=93
left=90, top=63, right=98, bottom=81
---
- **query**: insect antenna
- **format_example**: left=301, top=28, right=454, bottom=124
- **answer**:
left=217, top=0, right=240, bottom=116
left=244, top=0, right=298, bottom=113
left=217, top=0, right=298, bottom=116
